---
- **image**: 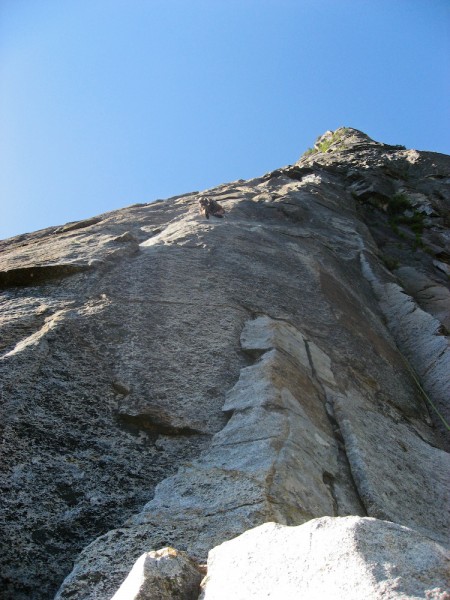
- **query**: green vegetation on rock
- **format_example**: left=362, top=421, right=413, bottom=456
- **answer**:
left=386, top=193, right=411, bottom=215
left=387, top=193, right=426, bottom=243
left=382, top=255, right=400, bottom=271
left=301, top=127, right=350, bottom=157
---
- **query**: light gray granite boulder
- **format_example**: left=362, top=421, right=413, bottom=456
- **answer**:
left=200, top=517, right=450, bottom=600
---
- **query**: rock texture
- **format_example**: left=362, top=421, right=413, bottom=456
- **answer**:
left=199, top=517, right=450, bottom=600
left=0, top=128, right=449, bottom=599
left=111, top=547, right=203, bottom=600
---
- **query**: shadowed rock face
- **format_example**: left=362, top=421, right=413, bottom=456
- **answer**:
left=0, top=128, right=449, bottom=599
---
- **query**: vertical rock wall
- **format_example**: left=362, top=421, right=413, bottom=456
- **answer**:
left=0, top=129, right=448, bottom=599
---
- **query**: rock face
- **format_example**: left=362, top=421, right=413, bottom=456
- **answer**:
left=199, top=517, right=450, bottom=600
left=0, top=128, right=449, bottom=599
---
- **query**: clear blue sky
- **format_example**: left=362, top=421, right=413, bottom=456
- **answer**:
left=1, top=0, right=449, bottom=240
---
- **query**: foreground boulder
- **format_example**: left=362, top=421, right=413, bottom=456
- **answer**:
left=110, top=547, right=203, bottom=600
left=200, top=517, right=450, bottom=600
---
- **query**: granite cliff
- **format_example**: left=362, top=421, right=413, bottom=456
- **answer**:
left=0, top=128, right=449, bottom=599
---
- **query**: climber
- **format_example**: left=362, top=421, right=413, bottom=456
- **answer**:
left=198, top=197, right=225, bottom=219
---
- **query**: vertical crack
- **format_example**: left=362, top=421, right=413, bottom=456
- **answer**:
left=324, top=397, right=368, bottom=517
left=303, top=339, right=318, bottom=380
left=322, top=471, right=338, bottom=515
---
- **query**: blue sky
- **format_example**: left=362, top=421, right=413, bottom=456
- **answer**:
left=1, top=0, right=449, bottom=240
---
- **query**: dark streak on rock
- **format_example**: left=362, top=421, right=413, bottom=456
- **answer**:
left=54, top=217, right=103, bottom=233
left=0, top=264, right=90, bottom=289
left=322, top=471, right=338, bottom=515
left=116, top=413, right=204, bottom=437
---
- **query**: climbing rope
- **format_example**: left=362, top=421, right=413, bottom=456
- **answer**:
left=399, top=352, right=450, bottom=431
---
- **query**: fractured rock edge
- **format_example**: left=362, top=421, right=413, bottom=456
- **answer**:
left=56, top=316, right=449, bottom=599
left=55, top=316, right=358, bottom=598
left=361, top=252, right=450, bottom=437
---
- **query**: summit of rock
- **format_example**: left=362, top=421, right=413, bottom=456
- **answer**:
left=305, top=126, right=385, bottom=152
